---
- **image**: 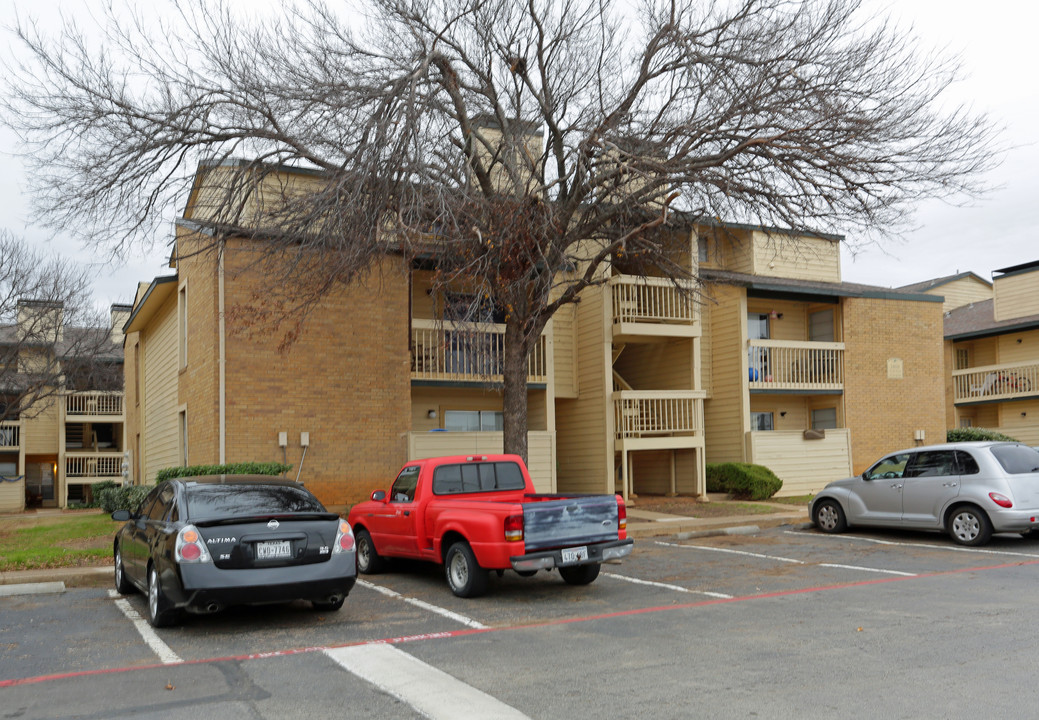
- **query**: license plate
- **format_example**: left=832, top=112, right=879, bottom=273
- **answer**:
left=256, top=540, right=291, bottom=560
left=560, top=546, right=588, bottom=564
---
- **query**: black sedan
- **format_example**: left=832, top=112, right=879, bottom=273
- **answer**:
left=111, top=475, right=357, bottom=627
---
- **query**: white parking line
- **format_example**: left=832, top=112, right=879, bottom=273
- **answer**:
left=657, top=541, right=917, bottom=577
left=325, top=643, right=530, bottom=720
left=356, top=579, right=488, bottom=629
left=656, top=541, right=805, bottom=564
left=107, top=590, right=182, bottom=665
left=602, top=572, right=733, bottom=598
left=784, top=530, right=1039, bottom=558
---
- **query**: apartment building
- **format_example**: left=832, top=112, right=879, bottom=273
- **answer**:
left=123, top=160, right=949, bottom=507
left=943, top=260, right=1039, bottom=444
left=0, top=301, right=129, bottom=512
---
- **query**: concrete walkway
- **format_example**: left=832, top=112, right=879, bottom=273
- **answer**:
left=0, top=501, right=811, bottom=590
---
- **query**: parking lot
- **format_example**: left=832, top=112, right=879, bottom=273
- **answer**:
left=5, top=524, right=1039, bottom=719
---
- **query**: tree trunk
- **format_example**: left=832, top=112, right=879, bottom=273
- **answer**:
left=501, top=319, right=529, bottom=462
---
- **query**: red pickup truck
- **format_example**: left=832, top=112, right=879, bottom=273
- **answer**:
left=347, top=454, right=633, bottom=597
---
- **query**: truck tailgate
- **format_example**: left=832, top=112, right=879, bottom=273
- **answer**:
left=523, top=496, right=619, bottom=551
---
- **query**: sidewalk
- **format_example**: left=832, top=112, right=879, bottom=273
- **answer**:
left=0, top=500, right=811, bottom=590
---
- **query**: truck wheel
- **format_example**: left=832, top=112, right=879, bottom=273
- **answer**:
left=445, top=541, right=488, bottom=598
left=355, top=528, right=386, bottom=574
left=559, top=563, right=601, bottom=586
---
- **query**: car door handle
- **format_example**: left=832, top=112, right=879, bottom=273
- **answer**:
left=942, top=483, right=958, bottom=488
left=891, top=483, right=903, bottom=489
left=403, top=510, right=411, bottom=516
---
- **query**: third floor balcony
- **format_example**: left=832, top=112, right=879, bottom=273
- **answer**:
left=610, top=275, right=700, bottom=340
left=952, top=361, right=1039, bottom=404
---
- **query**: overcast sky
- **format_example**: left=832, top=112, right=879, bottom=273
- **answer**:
left=0, top=0, right=1034, bottom=310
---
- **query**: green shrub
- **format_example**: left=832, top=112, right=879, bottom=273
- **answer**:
left=98, top=484, right=154, bottom=513
left=706, top=462, right=784, bottom=500
left=155, top=462, right=292, bottom=482
left=946, top=427, right=1019, bottom=443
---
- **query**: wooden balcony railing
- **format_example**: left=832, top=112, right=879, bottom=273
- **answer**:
left=66, top=392, right=124, bottom=417
left=613, top=390, right=705, bottom=439
left=610, top=276, right=698, bottom=329
left=411, top=319, right=548, bottom=383
left=65, top=453, right=123, bottom=479
left=0, top=421, right=20, bottom=449
left=748, top=340, right=844, bottom=391
left=952, top=362, right=1039, bottom=403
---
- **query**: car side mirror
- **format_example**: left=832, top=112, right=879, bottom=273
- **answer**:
left=111, top=509, right=131, bottom=521
left=371, top=490, right=387, bottom=502
left=861, top=473, right=870, bottom=481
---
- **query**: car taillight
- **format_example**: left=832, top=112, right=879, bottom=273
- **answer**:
left=618, top=500, right=627, bottom=532
left=175, top=525, right=211, bottom=564
left=989, top=492, right=1013, bottom=508
left=333, top=520, right=355, bottom=553
left=504, top=514, right=523, bottom=542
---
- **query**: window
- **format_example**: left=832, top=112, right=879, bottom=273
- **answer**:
left=990, top=445, right=1039, bottom=474
left=390, top=465, right=420, bottom=502
left=959, top=418, right=973, bottom=428
left=955, top=348, right=970, bottom=371
left=178, top=284, right=187, bottom=369
left=178, top=410, right=188, bottom=467
left=904, top=451, right=958, bottom=478
left=955, top=450, right=980, bottom=475
left=134, top=343, right=141, bottom=407
left=809, top=309, right=835, bottom=342
left=751, top=412, right=774, bottom=431
left=864, top=453, right=911, bottom=480
left=433, top=461, right=527, bottom=495
left=811, top=408, right=838, bottom=430
left=444, top=410, right=504, bottom=432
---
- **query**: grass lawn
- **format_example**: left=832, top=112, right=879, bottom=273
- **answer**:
left=0, top=512, right=117, bottom=571
left=632, top=495, right=805, bottom=518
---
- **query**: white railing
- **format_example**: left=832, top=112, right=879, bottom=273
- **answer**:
left=65, top=453, right=123, bottom=478
left=748, top=340, right=844, bottom=391
left=0, top=421, right=20, bottom=449
left=613, top=390, right=705, bottom=439
left=952, top=362, right=1039, bottom=403
left=66, top=392, right=124, bottom=416
left=610, top=275, right=697, bottom=325
left=411, top=319, right=548, bottom=383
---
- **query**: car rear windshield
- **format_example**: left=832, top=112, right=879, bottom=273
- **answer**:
left=184, top=484, right=326, bottom=521
left=432, top=461, right=527, bottom=495
left=989, top=445, right=1039, bottom=474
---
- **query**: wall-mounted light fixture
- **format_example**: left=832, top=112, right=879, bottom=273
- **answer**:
left=780, top=411, right=787, bottom=417
left=428, top=409, right=437, bottom=419
left=1018, top=338, right=1024, bottom=344
left=1022, top=412, right=1028, bottom=418
left=769, top=310, right=783, bottom=320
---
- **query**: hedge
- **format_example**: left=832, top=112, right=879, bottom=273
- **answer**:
left=97, top=484, right=153, bottom=514
left=706, top=462, right=783, bottom=500
left=946, top=427, right=1019, bottom=443
left=155, top=462, right=292, bottom=482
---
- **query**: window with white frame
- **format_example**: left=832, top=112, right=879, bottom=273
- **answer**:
left=751, top=411, right=774, bottom=431
left=444, top=410, right=504, bottom=432
left=811, top=407, right=838, bottom=430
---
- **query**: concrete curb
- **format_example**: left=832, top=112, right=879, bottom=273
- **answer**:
left=0, top=581, right=66, bottom=597
left=0, top=566, right=111, bottom=589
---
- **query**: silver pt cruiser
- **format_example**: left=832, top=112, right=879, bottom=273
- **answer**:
left=811, top=442, right=1039, bottom=546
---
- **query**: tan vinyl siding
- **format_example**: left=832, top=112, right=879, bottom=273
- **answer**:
left=994, top=268, right=1039, bottom=322
left=555, top=289, right=611, bottom=494
left=22, top=400, right=59, bottom=454
left=999, top=401, right=1039, bottom=446
left=630, top=449, right=699, bottom=495
left=0, top=476, right=23, bottom=512
left=703, top=284, right=747, bottom=464
left=407, top=431, right=555, bottom=492
left=613, top=339, right=694, bottom=390
left=996, top=328, right=1039, bottom=364
left=141, top=295, right=181, bottom=484
left=552, top=303, right=577, bottom=398
left=749, top=232, right=840, bottom=283
left=923, top=277, right=992, bottom=312
left=747, top=429, right=853, bottom=495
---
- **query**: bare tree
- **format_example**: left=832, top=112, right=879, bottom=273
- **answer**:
left=0, top=232, right=122, bottom=425
left=3, top=0, right=999, bottom=458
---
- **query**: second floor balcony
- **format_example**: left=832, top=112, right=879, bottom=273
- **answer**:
left=0, top=421, right=20, bottom=450
left=748, top=340, right=845, bottom=392
left=66, top=391, right=124, bottom=419
left=65, top=452, right=124, bottom=480
left=953, top=362, right=1039, bottom=404
left=411, top=319, right=548, bottom=384
left=610, top=275, right=700, bottom=339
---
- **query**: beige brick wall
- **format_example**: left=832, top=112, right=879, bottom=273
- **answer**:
left=166, top=234, right=412, bottom=507
left=842, top=297, right=946, bottom=473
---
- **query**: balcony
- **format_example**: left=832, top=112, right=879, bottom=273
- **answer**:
left=952, top=362, right=1039, bottom=404
left=0, top=421, right=20, bottom=450
left=65, top=453, right=124, bottom=481
left=610, top=276, right=700, bottom=340
left=411, top=319, right=548, bottom=384
left=66, top=391, right=124, bottom=419
left=748, top=340, right=845, bottom=392
left=613, top=390, right=706, bottom=442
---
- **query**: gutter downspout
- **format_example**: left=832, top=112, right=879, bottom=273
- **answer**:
left=218, top=242, right=226, bottom=464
